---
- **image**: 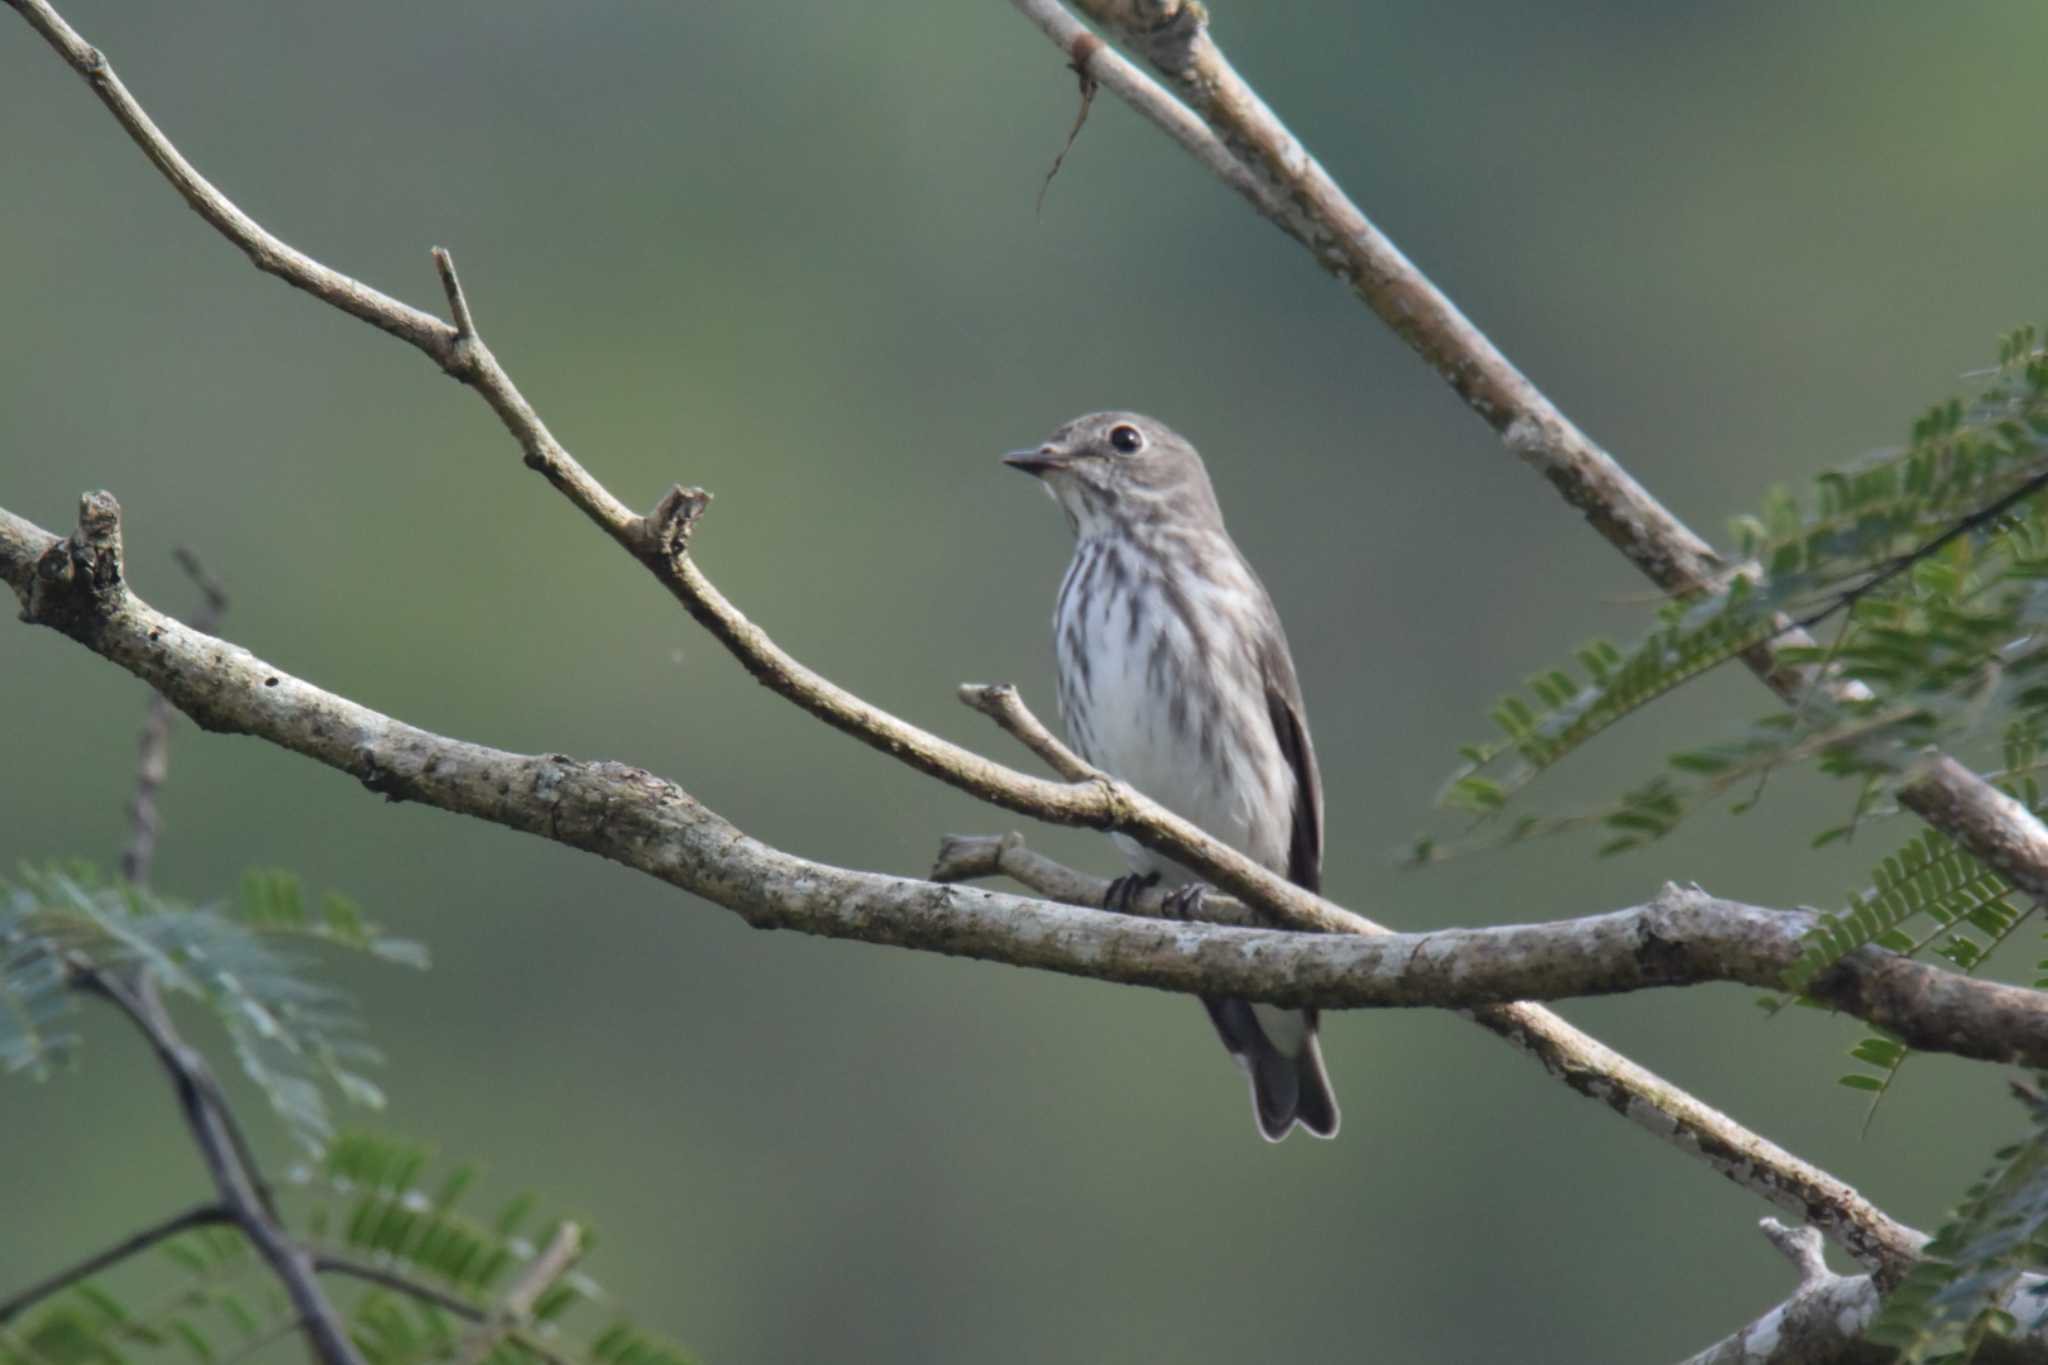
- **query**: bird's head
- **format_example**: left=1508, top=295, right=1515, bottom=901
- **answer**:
left=1002, top=411, right=1219, bottom=537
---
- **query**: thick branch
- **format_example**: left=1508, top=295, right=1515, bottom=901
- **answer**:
left=0, top=496, right=1929, bottom=1276
left=933, top=833, right=2048, bottom=1068
left=1674, top=1220, right=1889, bottom=1365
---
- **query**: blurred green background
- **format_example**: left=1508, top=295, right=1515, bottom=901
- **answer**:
left=6, top=2, right=2048, bottom=1360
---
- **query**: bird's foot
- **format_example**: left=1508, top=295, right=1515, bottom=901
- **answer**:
left=1103, top=872, right=1159, bottom=913
left=1161, top=884, right=1208, bottom=922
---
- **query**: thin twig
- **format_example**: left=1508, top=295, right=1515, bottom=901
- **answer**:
left=0, top=1202, right=231, bottom=1325
left=432, top=246, right=477, bottom=340
left=1790, top=464, right=2048, bottom=635
left=1007, top=0, right=1291, bottom=224
left=455, top=1222, right=582, bottom=1365
left=1035, top=56, right=1098, bottom=217
left=76, top=967, right=365, bottom=1365
left=958, top=684, right=1098, bottom=782
left=313, top=1253, right=483, bottom=1320
left=313, top=1254, right=585, bottom=1365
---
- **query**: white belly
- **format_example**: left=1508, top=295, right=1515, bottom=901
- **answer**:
left=1053, top=538, right=1293, bottom=883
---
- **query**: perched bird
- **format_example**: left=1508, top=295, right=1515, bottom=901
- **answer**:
left=1004, top=411, right=1338, bottom=1141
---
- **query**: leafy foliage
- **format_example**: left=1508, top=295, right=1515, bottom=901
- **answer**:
left=2, top=856, right=700, bottom=1365
left=0, top=878, right=78, bottom=1080
left=1440, top=579, right=1775, bottom=820
left=1428, top=324, right=2048, bottom=867
left=1867, top=1080, right=2048, bottom=1361
left=1764, top=797, right=2041, bottom=1127
left=0, top=864, right=425, bottom=1152
left=3, top=1224, right=275, bottom=1365
left=304, top=1132, right=546, bottom=1304
left=0, top=1132, right=700, bottom=1365
left=1784, top=828, right=2020, bottom=996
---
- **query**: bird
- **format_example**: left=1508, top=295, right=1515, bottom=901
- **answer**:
left=1004, top=411, right=1338, bottom=1141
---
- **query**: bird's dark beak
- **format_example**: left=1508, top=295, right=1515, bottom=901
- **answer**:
left=1002, top=446, right=1068, bottom=477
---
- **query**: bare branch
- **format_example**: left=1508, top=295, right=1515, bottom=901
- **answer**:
left=431, top=246, right=477, bottom=341
left=933, top=833, right=2048, bottom=1069
left=1008, top=0, right=1291, bottom=224
left=1055, top=0, right=1713, bottom=581
left=2, top=0, right=445, bottom=352
left=0, top=1202, right=231, bottom=1325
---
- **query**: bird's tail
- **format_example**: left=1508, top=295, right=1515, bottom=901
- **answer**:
left=1204, top=998, right=1340, bottom=1142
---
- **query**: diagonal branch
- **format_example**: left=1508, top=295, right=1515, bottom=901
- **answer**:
left=1033, top=0, right=2048, bottom=910
left=958, top=683, right=1097, bottom=782
left=0, top=0, right=1937, bottom=1280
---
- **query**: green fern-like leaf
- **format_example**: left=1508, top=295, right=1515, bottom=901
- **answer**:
left=1783, top=829, right=2014, bottom=995
left=2, top=865, right=423, bottom=1153
left=1430, top=325, right=2048, bottom=870
left=1443, top=584, right=1775, bottom=817
left=1798, top=821, right=2039, bottom=1126
left=1839, top=1029, right=1912, bottom=1134
left=3, top=1225, right=275, bottom=1365
left=307, top=1134, right=563, bottom=1303
left=301, top=1133, right=696, bottom=1365
left=1867, top=1080, right=2048, bottom=1361
left=6, top=1129, right=703, bottom=1365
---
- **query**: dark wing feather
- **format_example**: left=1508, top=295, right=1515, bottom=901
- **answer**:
left=1260, top=639, right=1323, bottom=894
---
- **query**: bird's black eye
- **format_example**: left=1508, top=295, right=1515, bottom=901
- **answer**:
left=1108, top=424, right=1144, bottom=454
